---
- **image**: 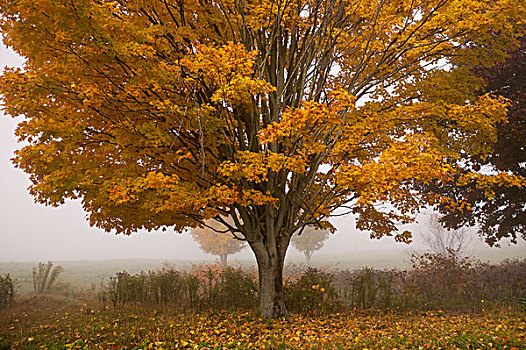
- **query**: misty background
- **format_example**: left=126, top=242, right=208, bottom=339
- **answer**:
left=1, top=42, right=524, bottom=267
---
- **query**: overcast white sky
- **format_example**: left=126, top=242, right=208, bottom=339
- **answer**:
left=0, top=42, right=523, bottom=264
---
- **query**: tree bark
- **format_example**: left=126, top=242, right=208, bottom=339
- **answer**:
left=220, top=254, right=228, bottom=268
left=250, top=240, right=289, bottom=318
left=305, top=250, right=312, bottom=266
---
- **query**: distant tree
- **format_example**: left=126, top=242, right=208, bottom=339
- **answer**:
left=191, top=222, right=246, bottom=268
left=291, top=227, right=330, bottom=265
left=426, top=36, right=526, bottom=246
left=419, top=213, right=477, bottom=256
left=32, top=261, right=63, bottom=295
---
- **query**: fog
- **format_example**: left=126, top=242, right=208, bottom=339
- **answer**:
left=1, top=43, right=524, bottom=265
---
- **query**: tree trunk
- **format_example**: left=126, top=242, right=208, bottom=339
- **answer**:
left=305, top=250, right=312, bottom=266
left=220, top=254, right=228, bottom=268
left=257, top=253, right=288, bottom=318
left=250, top=241, right=289, bottom=318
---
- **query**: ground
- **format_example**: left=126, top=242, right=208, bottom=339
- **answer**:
left=0, top=296, right=524, bottom=349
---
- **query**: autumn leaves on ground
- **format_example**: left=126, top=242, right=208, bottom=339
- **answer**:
left=2, top=302, right=525, bottom=349
left=1, top=257, right=526, bottom=349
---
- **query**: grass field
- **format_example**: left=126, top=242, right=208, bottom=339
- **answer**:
left=0, top=260, right=191, bottom=296
left=2, top=242, right=524, bottom=296
left=1, top=295, right=525, bottom=349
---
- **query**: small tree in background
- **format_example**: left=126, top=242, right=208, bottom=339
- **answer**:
left=32, top=261, right=64, bottom=295
left=291, top=227, right=330, bottom=265
left=191, top=222, right=246, bottom=268
left=419, top=213, right=478, bottom=256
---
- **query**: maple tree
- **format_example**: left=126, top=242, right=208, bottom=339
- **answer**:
left=191, top=221, right=246, bottom=267
left=291, top=226, right=330, bottom=264
left=425, top=36, right=526, bottom=246
left=1, top=0, right=525, bottom=318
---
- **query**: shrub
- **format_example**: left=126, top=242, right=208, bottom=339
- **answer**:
left=474, top=259, right=526, bottom=307
left=0, top=274, right=15, bottom=309
left=100, top=264, right=258, bottom=312
left=99, top=258, right=526, bottom=314
left=326, top=255, right=526, bottom=312
left=215, top=266, right=257, bottom=310
left=32, top=261, right=64, bottom=295
left=333, top=268, right=400, bottom=309
left=285, top=267, right=341, bottom=315
left=405, top=251, right=478, bottom=310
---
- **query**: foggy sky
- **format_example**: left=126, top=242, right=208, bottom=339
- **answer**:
left=1, top=42, right=524, bottom=263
